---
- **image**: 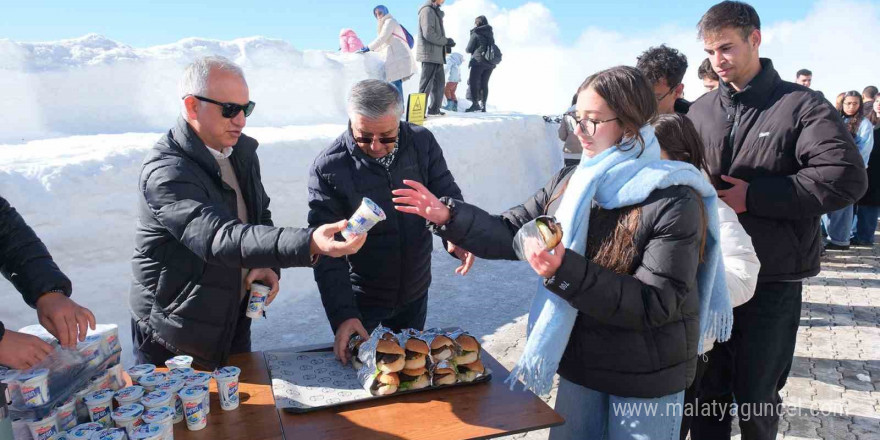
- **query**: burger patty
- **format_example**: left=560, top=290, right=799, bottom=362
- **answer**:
left=431, top=346, right=451, bottom=356
left=405, top=350, right=425, bottom=360
left=376, top=352, right=402, bottom=364
left=433, top=372, right=451, bottom=381
left=398, top=372, right=423, bottom=383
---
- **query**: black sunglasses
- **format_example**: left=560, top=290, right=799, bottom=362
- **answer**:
left=349, top=123, right=398, bottom=145
left=187, top=95, right=256, bottom=118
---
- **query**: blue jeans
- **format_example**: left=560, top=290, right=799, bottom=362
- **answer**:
left=390, top=79, right=404, bottom=99
left=823, top=205, right=854, bottom=246
left=549, top=377, right=684, bottom=440
left=853, top=205, right=879, bottom=243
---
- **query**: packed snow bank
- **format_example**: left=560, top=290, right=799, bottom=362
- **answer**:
left=0, top=114, right=563, bottom=363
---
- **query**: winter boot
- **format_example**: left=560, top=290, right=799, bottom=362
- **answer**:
left=465, top=102, right=481, bottom=112
left=450, top=100, right=458, bottom=112
left=481, top=100, right=487, bottom=112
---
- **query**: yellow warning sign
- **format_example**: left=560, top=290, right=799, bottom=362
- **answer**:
left=407, top=93, right=427, bottom=126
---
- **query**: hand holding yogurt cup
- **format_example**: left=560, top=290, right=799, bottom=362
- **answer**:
left=310, top=220, right=368, bottom=258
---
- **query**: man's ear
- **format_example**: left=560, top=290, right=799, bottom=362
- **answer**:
left=183, top=95, right=200, bottom=120
left=749, top=29, right=762, bottom=50
left=674, top=83, right=685, bottom=100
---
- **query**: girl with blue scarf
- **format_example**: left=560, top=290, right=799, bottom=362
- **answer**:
left=393, top=66, right=732, bottom=439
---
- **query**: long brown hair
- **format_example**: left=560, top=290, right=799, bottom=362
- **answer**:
left=838, top=90, right=865, bottom=136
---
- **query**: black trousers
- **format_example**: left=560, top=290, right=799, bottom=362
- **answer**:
left=419, top=62, right=446, bottom=113
left=468, top=63, right=494, bottom=106
left=357, top=293, right=429, bottom=334
left=690, top=281, right=803, bottom=440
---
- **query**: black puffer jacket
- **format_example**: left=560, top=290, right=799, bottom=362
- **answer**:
left=130, top=118, right=314, bottom=368
left=308, top=122, right=462, bottom=332
left=688, top=59, right=867, bottom=282
left=433, top=167, right=703, bottom=398
left=859, top=124, right=880, bottom=206
left=466, top=25, right=494, bottom=67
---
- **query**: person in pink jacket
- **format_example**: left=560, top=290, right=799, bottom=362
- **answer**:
left=339, top=29, right=365, bottom=53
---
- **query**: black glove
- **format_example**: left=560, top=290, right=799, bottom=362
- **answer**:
left=446, top=38, right=456, bottom=47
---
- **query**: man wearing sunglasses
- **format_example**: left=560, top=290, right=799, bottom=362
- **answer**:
left=130, top=56, right=367, bottom=369
left=308, top=80, right=468, bottom=364
left=636, top=44, right=691, bottom=115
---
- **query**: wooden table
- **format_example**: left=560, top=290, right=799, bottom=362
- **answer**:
left=171, top=348, right=563, bottom=440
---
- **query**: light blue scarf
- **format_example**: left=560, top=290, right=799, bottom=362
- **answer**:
left=506, top=125, right=733, bottom=395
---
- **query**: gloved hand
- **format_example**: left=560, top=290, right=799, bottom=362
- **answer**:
left=356, top=47, right=370, bottom=54
left=446, top=38, right=456, bottom=47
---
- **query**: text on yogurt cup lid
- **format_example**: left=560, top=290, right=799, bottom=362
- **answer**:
left=141, top=390, right=172, bottom=405
left=213, top=366, right=241, bottom=378
left=83, top=389, right=115, bottom=404
left=131, top=423, right=164, bottom=439
left=142, top=406, right=175, bottom=423
left=94, top=428, right=127, bottom=440
left=115, top=385, right=144, bottom=400
left=179, top=385, right=208, bottom=399
left=156, top=378, right=185, bottom=391
left=112, top=403, right=145, bottom=419
left=127, top=364, right=156, bottom=375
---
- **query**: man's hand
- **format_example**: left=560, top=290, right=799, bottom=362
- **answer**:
left=526, top=239, right=565, bottom=279
left=334, top=318, right=368, bottom=365
left=0, top=330, right=54, bottom=369
left=446, top=38, right=456, bottom=47
left=310, top=220, right=368, bottom=258
left=392, top=179, right=451, bottom=225
left=447, top=242, right=475, bottom=275
left=35, top=292, right=96, bottom=349
left=246, top=268, right=281, bottom=307
left=718, top=175, right=749, bottom=214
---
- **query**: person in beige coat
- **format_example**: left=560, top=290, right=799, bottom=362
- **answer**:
left=363, top=5, right=416, bottom=98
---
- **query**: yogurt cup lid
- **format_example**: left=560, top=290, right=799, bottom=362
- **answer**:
left=48, top=433, right=71, bottom=440
left=213, top=366, right=241, bottom=379
left=131, top=423, right=164, bottom=440
left=69, top=422, right=105, bottom=438
left=83, top=389, right=115, bottom=405
left=27, top=412, right=56, bottom=425
left=168, top=367, right=194, bottom=379
left=165, top=355, right=193, bottom=365
left=112, top=403, right=145, bottom=420
left=156, top=377, right=185, bottom=392
left=0, top=369, right=19, bottom=382
left=139, top=372, right=168, bottom=386
left=141, top=389, right=172, bottom=406
left=178, top=385, right=208, bottom=400
left=17, top=368, right=49, bottom=382
left=184, top=372, right=211, bottom=385
left=115, top=385, right=145, bottom=401
left=127, top=364, right=156, bottom=376
left=93, top=428, right=127, bottom=440
left=141, top=406, right=175, bottom=424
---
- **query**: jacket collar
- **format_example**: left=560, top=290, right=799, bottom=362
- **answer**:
left=170, top=117, right=258, bottom=179
left=719, top=58, right=780, bottom=108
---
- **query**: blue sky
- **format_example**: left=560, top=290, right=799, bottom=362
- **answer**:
left=2, top=0, right=811, bottom=50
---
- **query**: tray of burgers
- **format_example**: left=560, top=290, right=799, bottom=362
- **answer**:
left=265, top=326, right=489, bottom=413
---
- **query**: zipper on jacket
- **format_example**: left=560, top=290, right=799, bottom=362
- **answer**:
left=386, top=167, right=408, bottom=309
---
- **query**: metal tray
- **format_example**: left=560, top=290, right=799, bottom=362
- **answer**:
left=266, top=346, right=491, bottom=414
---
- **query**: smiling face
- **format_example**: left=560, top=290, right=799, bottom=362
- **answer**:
left=703, top=27, right=762, bottom=91
left=573, top=87, right=625, bottom=158
left=185, top=68, right=249, bottom=149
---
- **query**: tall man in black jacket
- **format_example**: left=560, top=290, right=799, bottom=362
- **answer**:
left=130, top=56, right=366, bottom=369
left=309, top=80, right=469, bottom=363
left=687, top=3, right=868, bottom=439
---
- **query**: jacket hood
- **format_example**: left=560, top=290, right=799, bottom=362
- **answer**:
left=447, top=53, right=464, bottom=67
left=340, top=28, right=358, bottom=38
left=420, top=1, right=442, bottom=15
left=472, top=24, right=494, bottom=40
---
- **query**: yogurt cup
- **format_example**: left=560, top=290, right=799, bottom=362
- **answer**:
left=111, top=403, right=144, bottom=437
left=55, top=397, right=78, bottom=431
left=74, top=386, right=93, bottom=422
left=68, top=422, right=105, bottom=439
left=25, top=413, right=59, bottom=440
left=141, top=390, right=173, bottom=413
left=142, top=406, right=175, bottom=440
left=18, top=368, right=50, bottom=407
left=90, top=370, right=111, bottom=391
left=83, top=389, right=115, bottom=427
left=48, top=433, right=71, bottom=440
left=126, top=365, right=156, bottom=386
left=155, top=379, right=185, bottom=424
left=130, top=423, right=164, bottom=440
left=178, top=386, right=208, bottom=431
left=138, top=372, right=167, bottom=392
left=213, top=366, right=241, bottom=411
left=184, top=373, right=211, bottom=415
left=163, top=356, right=193, bottom=370
left=98, top=325, right=121, bottom=354
left=107, top=364, right=126, bottom=391
left=166, top=368, right=193, bottom=382
left=92, top=428, right=127, bottom=440
left=115, top=385, right=145, bottom=406
left=78, top=335, right=104, bottom=369
left=245, top=282, right=271, bottom=319
left=342, top=197, right=386, bottom=240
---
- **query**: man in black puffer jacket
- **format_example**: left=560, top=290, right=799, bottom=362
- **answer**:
left=687, top=3, right=867, bottom=439
left=130, top=56, right=365, bottom=369
left=464, top=16, right=497, bottom=112
left=309, top=80, right=465, bottom=364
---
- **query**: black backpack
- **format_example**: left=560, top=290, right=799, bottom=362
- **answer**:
left=483, top=42, right=502, bottom=66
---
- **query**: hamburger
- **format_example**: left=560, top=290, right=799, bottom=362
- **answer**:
left=457, top=359, right=485, bottom=383
left=535, top=216, right=563, bottom=250
left=430, top=335, right=455, bottom=361
left=376, top=339, right=406, bottom=373
left=453, top=334, right=480, bottom=365
left=371, top=372, right=400, bottom=396
left=398, top=367, right=430, bottom=390
left=348, top=335, right=365, bottom=369
left=432, top=365, right=457, bottom=386
left=404, top=338, right=429, bottom=369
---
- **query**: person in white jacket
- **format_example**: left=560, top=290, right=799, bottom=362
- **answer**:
left=652, top=113, right=761, bottom=440
left=358, top=5, right=417, bottom=99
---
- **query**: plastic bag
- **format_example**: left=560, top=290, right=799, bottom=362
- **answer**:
left=512, top=215, right=563, bottom=261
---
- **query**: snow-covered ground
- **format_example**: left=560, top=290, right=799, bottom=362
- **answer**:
left=0, top=113, right=563, bottom=367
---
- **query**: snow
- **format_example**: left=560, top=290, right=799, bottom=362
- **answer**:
left=0, top=113, right=563, bottom=366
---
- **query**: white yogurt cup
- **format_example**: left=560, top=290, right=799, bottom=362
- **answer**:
left=126, top=365, right=156, bottom=386
left=130, top=423, right=164, bottom=440
left=155, top=379, right=185, bottom=424
left=141, top=390, right=173, bottom=413
left=115, top=385, right=145, bottom=407
left=55, top=397, right=78, bottom=431
left=183, top=373, right=211, bottom=415
left=213, top=366, right=241, bottom=411
left=166, top=367, right=193, bottom=382
left=178, top=386, right=208, bottom=431
left=68, top=422, right=105, bottom=439
left=138, top=372, right=167, bottom=393
left=111, top=403, right=144, bottom=437
left=245, top=283, right=271, bottom=319
left=142, top=406, right=175, bottom=440
left=107, top=364, right=126, bottom=391
left=90, top=370, right=111, bottom=391
left=92, top=428, right=127, bottom=440
left=77, top=335, right=104, bottom=369
left=48, top=433, right=71, bottom=440
left=83, top=389, right=115, bottom=427
left=25, top=413, right=59, bottom=440
left=342, top=197, right=386, bottom=240
left=18, top=368, right=50, bottom=408
left=163, top=356, right=193, bottom=370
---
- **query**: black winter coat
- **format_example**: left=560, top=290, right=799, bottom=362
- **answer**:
left=432, top=167, right=703, bottom=398
left=130, top=118, right=314, bottom=368
left=466, top=25, right=495, bottom=67
left=688, top=59, right=867, bottom=282
left=859, top=124, right=880, bottom=206
left=0, top=196, right=72, bottom=330
left=308, top=122, right=462, bottom=332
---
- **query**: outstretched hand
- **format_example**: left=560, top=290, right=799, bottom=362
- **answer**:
left=392, top=180, right=451, bottom=225
left=310, top=220, right=368, bottom=258
left=447, top=241, right=475, bottom=275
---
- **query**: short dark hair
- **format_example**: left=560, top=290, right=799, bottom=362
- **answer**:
left=863, top=86, right=878, bottom=99
left=796, top=68, right=812, bottom=78
left=636, top=45, right=688, bottom=88
left=698, top=1, right=761, bottom=41
left=698, top=58, right=718, bottom=81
